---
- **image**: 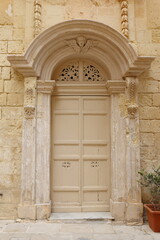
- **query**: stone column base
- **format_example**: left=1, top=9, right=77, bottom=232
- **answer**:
left=18, top=203, right=51, bottom=220
left=110, top=200, right=143, bottom=224
left=125, top=203, right=143, bottom=225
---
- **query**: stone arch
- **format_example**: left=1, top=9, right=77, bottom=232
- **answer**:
left=8, top=20, right=154, bottom=222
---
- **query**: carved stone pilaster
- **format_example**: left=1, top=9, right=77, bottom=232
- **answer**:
left=37, top=80, right=56, bottom=94
left=126, top=77, right=138, bottom=118
left=119, top=0, right=129, bottom=39
left=34, top=0, right=42, bottom=38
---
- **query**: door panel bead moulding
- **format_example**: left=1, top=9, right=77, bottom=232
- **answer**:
left=119, top=0, right=129, bottom=39
left=7, top=20, right=154, bottom=223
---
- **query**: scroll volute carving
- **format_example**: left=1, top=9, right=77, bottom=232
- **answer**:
left=126, top=77, right=139, bottom=118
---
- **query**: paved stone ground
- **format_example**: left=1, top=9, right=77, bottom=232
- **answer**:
left=0, top=220, right=159, bottom=240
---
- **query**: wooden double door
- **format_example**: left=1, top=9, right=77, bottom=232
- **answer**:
left=51, top=95, right=110, bottom=212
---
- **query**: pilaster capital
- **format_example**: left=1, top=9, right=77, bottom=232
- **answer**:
left=37, top=80, right=56, bottom=94
left=106, top=80, right=126, bottom=94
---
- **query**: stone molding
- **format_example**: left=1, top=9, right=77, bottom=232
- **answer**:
left=37, top=80, right=56, bottom=94
left=119, top=0, right=129, bottom=39
left=34, top=0, right=42, bottom=38
left=7, top=20, right=154, bottom=80
left=106, top=80, right=126, bottom=93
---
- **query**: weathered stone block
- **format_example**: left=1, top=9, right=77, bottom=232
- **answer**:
left=4, top=80, right=24, bottom=93
left=13, top=28, right=25, bottom=40
left=2, top=107, right=23, bottom=120
left=36, top=204, right=51, bottom=220
left=126, top=203, right=143, bottom=224
left=110, top=200, right=126, bottom=221
left=18, top=205, right=36, bottom=220
left=140, top=133, right=155, bottom=146
left=0, top=54, right=10, bottom=67
left=0, top=120, right=22, bottom=135
left=0, top=41, right=7, bottom=53
left=0, top=146, right=21, bottom=162
left=7, top=93, right=23, bottom=106
left=150, top=120, right=160, bottom=132
left=8, top=41, right=24, bottom=54
left=0, top=0, right=13, bottom=25
left=2, top=67, right=11, bottom=80
left=141, top=146, right=157, bottom=160
left=0, top=81, right=3, bottom=93
left=152, top=29, right=160, bottom=43
left=147, top=0, right=160, bottom=29
left=0, top=26, right=12, bottom=41
left=0, top=93, right=7, bottom=105
left=140, top=120, right=152, bottom=133
left=0, top=174, right=20, bottom=189
left=139, top=94, right=153, bottom=106
left=139, top=107, right=160, bottom=120
left=0, top=204, right=17, bottom=220
left=13, top=16, right=24, bottom=28
left=153, top=94, right=160, bottom=106
left=0, top=107, right=1, bottom=119
left=139, top=79, right=159, bottom=93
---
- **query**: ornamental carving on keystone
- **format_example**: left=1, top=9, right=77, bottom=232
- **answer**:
left=24, top=106, right=35, bottom=119
left=66, top=36, right=98, bottom=54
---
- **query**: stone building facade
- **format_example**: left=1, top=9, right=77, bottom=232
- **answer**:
left=0, top=0, right=159, bottom=223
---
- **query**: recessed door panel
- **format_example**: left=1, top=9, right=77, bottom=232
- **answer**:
left=51, top=96, right=110, bottom=212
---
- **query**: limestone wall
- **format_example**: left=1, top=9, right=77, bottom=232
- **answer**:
left=0, top=0, right=25, bottom=219
left=0, top=0, right=160, bottom=219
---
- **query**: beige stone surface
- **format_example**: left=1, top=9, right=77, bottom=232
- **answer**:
left=0, top=1, right=13, bottom=25
left=0, top=0, right=159, bottom=221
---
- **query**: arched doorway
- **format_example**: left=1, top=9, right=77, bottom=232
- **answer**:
left=8, top=20, right=154, bottom=222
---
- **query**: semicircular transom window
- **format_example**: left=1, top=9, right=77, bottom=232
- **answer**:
left=54, top=60, right=105, bottom=83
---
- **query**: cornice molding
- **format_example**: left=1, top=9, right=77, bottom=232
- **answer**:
left=106, top=80, right=126, bottom=93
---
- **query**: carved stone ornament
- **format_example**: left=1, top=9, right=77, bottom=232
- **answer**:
left=119, top=0, right=129, bottom=39
left=34, top=0, right=42, bottom=38
left=66, top=36, right=98, bottom=54
left=24, top=106, right=35, bottom=119
left=126, top=77, right=139, bottom=118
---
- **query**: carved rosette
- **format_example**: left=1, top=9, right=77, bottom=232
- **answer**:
left=34, top=0, right=42, bottom=38
left=119, top=0, right=129, bottom=39
left=126, top=77, right=139, bottom=118
left=24, top=106, right=35, bottom=119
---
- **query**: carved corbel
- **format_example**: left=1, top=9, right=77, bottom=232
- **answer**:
left=126, top=77, right=139, bottom=118
left=37, top=80, right=56, bottom=94
left=24, top=106, right=35, bottom=119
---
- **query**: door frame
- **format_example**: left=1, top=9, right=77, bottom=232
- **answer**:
left=7, top=20, right=154, bottom=223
